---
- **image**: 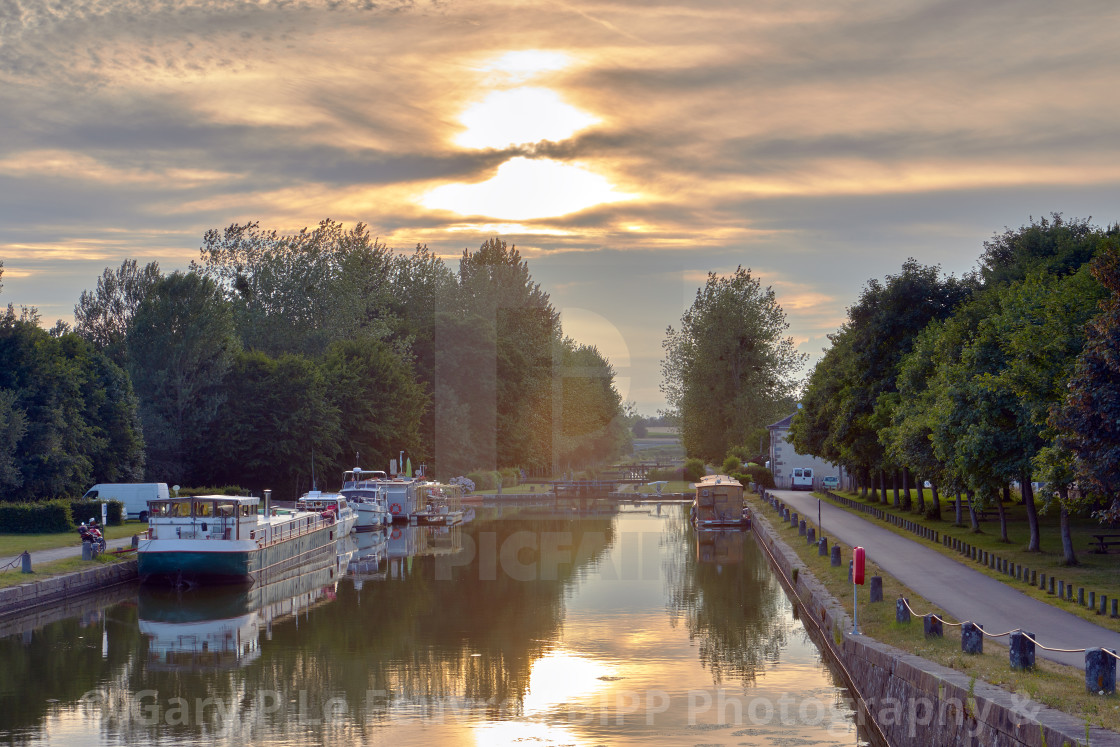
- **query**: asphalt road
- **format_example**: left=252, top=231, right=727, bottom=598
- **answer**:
left=770, top=488, right=1120, bottom=669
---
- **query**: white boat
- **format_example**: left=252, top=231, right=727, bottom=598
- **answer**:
left=340, top=466, right=392, bottom=529
left=341, top=464, right=420, bottom=524
left=296, top=490, right=357, bottom=536
left=137, top=494, right=350, bottom=585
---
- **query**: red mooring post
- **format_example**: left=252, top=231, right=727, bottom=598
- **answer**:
left=853, top=546, right=866, bottom=634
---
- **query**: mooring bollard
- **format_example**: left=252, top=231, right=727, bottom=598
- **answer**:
left=1010, top=631, right=1036, bottom=671
left=962, top=622, right=984, bottom=654
left=869, top=576, right=883, bottom=603
left=1058, top=579, right=1064, bottom=598
left=819, top=537, right=828, bottom=556
left=1086, top=649, right=1117, bottom=694
left=831, top=545, right=841, bottom=567
left=791, top=511, right=798, bottom=528
left=20, top=551, right=31, bottom=574
left=848, top=559, right=852, bottom=583
left=1067, top=584, right=1074, bottom=601
left=1101, top=595, right=1108, bottom=616
left=1113, top=598, right=1118, bottom=619
left=924, top=613, right=943, bottom=638
left=1090, top=591, right=1096, bottom=610
left=1079, top=588, right=1086, bottom=606
left=81, top=541, right=93, bottom=561
left=798, top=519, right=806, bottom=536
left=896, top=597, right=911, bottom=623
left=806, top=527, right=815, bottom=544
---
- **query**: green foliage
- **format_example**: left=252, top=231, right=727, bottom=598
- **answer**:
left=177, top=485, right=246, bottom=496
left=737, top=465, right=775, bottom=489
left=127, top=271, right=238, bottom=483
left=73, top=258, right=162, bottom=369
left=682, top=458, right=706, bottom=482
left=0, top=500, right=73, bottom=533
left=661, top=266, right=803, bottom=463
left=0, top=319, right=145, bottom=499
left=70, top=500, right=123, bottom=526
left=465, top=470, right=501, bottom=491
left=498, top=467, right=520, bottom=488
left=721, top=455, right=742, bottom=474
left=1053, top=242, right=1120, bottom=513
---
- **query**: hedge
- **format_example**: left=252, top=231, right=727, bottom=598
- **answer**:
left=0, top=500, right=74, bottom=534
left=70, top=500, right=124, bottom=526
left=736, top=465, right=775, bottom=489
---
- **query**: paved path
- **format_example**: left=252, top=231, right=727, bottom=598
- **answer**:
left=769, top=489, right=1120, bottom=669
left=0, top=536, right=137, bottom=572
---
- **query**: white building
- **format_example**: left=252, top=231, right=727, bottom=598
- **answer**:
left=767, top=413, right=840, bottom=490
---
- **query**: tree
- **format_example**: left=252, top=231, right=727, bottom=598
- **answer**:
left=73, top=259, right=162, bottom=368
left=193, top=220, right=396, bottom=356
left=127, top=272, right=239, bottom=484
left=1053, top=242, right=1120, bottom=515
left=453, top=238, right=560, bottom=473
left=205, top=350, right=341, bottom=499
left=661, top=267, right=802, bottom=464
left=322, top=338, right=428, bottom=478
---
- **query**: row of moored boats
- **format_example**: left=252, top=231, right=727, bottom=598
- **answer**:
left=136, top=462, right=468, bottom=586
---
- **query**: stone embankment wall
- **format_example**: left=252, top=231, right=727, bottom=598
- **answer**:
left=750, top=504, right=1120, bottom=746
left=0, top=561, right=137, bottom=618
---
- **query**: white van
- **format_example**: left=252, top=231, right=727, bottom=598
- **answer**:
left=82, top=483, right=170, bottom=522
left=791, top=467, right=814, bottom=490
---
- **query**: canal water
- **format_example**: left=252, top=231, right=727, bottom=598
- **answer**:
left=0, top=502, right=870, bottom=745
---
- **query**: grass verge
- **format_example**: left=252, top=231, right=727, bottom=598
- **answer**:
left=746, top=491, right=1120, bottom=733
left=819, top=489, right=1120, bottom=633
left=0, top=551, right=132, bottom=588
left=0, top=523, right=145, bottom=556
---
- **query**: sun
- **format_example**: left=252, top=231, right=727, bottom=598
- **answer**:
left=455, top=87, right=599, bottom=150
left=421, top=157, right=634, bottom=221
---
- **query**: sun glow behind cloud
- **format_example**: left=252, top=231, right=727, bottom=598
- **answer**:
left=421, top=157, right=634, bottom=220
left=456, top=87, right=600, bottom=149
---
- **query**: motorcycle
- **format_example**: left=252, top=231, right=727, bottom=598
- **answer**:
left=79, top=520, right=107, bottom=553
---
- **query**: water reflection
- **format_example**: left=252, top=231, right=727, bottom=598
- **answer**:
left=0, top=502, right=865, bottom=745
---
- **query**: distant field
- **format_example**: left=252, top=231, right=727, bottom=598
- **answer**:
left=644, top=426, right=679, bottom=436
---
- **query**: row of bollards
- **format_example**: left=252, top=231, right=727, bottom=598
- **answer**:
left=759, top=490, right=1119, bottom=695
left=946, top=536, right=1118, bottom=619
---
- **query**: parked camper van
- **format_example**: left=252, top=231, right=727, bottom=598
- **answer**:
left=82, top=483, right=170, bottom=522
left=790, top=468, right=814, bottom=490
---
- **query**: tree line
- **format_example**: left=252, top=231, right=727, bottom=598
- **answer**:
left=788, top=215, right=1120, bottom=565
left=0, top=224, right=631, bottom=501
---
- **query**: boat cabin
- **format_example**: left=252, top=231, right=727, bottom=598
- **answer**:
left=296, top=491, right=349, bottom=513
left=145, top=495, right=261, bottom=541
left=693, top=475, right=744, bottom=524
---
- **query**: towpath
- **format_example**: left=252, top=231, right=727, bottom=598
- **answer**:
left=0, top=536, right=137, bottom=572
left=770, top=488, right=1120, bottom=669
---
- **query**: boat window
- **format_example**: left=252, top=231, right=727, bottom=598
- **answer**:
left=173, top=501, right=192, bottom=517
left=149, top=501, right=172, bottom=517
left=194, top=500, right=213, bottom=517
left=241, top=504, right=254, bottom=517
left=216, top=503, right=235, bottom=518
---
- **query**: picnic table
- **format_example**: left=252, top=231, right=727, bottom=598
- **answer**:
left=1091, top=534, right=1120, bottom=553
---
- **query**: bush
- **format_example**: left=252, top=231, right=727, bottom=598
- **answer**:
left=70, top=500, right=124, bottom=526
left=683, top=458, right=706, bottom=482
left=499, top=467, right=520, bottom=488
left=727, top=445, right=754, bottom=463
left=0, top=500, right=74, bottom=533
left=738, top=465, right=775, bottom=489
left=721, top=456, right=742, bottom=474
left=466, top=471, right=503, bottom=491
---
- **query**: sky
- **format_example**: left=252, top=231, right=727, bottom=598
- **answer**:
left=2, top=0, right=1120, bottom=415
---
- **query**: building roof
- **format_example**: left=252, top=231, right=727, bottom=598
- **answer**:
left=767, top=413, right=795, bottom=430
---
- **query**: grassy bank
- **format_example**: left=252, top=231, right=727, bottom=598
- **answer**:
left=0, top=523, right=143, bottom=557
left=746, top=491, right=1120, bottom=733
left=0, top=550, right=133, bottom=589
left=820, top=489, right=1120, bottom=633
